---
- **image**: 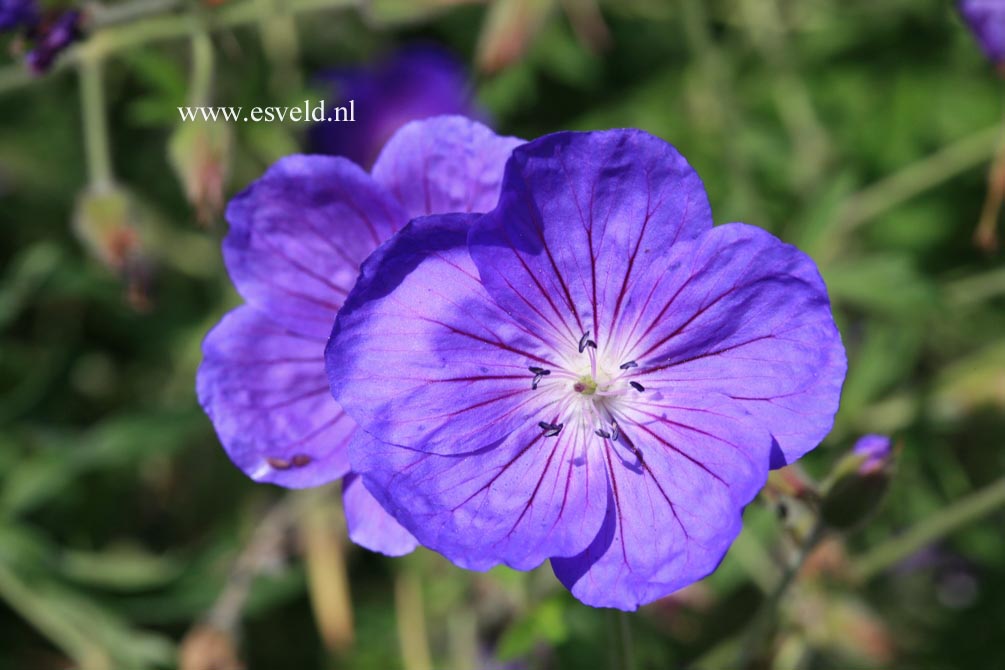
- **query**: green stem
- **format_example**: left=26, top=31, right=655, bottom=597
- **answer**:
left=78, top=57, right=114, bottom=191
left=0, top=561, right=109, bottom=670
left=736, top=521, right=824, bottom=670
left=616, top=610, right=636, bottom=670
left=827, top=123, right=1002, bottom=260
left=0, top=0, right=359, bottom=96
left=851, top=476, right=1005, bottom=583
left=395, top=570, right=432, bottom=670
left=189, top=27, right=215, bottom=108
left=678, top=0, right=765, bottom=224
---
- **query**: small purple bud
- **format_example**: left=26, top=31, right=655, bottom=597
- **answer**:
left=958, top=0, right=1005, bottom=68
left=821, top=434, right=896, bottom=529
left=852, top=434, right=894, bottom=475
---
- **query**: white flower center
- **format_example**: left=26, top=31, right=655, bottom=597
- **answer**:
left=529, top=330, right=645, bottom=444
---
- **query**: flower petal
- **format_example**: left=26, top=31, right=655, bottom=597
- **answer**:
left=197, top=306, right=353, bottom=488
left=223, top=155, right=406, bottom=338
left=328, top=214, right=608, bottom=569
left=552, top=393, right=771, bottom=610
left=371, top=116, right=524, bottom=220
left=342, top=473, right=418, bottom=556
left=469, top=129, right=713, bottom=349
left=619, top=223, right=846, bottom=465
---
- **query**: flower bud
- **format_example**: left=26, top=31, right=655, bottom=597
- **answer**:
left=820, top=435, right=895, bottom=530
left=169, top=119, right=232, bottom=226
left=73, top=186, right=156, bottom=310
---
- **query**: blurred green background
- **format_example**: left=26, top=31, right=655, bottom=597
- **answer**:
left=2, top=0, right=1004, bottom=668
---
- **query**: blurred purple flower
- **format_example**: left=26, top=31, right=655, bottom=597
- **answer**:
left=959, top=0, right=1005, bottom=65
left=327, top=129, right=847, bottom=609
left=852, top=434, right=893, bottom=475
left=308, top=45, right=483, bottom=168
left=197, top=116, right=522, bottom=555
left=25, top=10, right=81, bottom=74
left=0, top=0, right=37, bottom=31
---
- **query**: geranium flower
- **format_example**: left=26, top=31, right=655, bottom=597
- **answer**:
left=327, top=129, right=847, bottom=608
left=958, top=0, right=1005, bottom=66
left=309, top=45, right=483, bottom=168
left=197, top=116, right=522, bottom=555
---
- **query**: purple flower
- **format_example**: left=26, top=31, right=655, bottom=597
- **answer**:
left=308, top=45, right=483, bottom=168
left=0, top=0, right=37, bottom=32
left=25, top=10, right=82, bottom=74
left=327, top=129, right=847, bottom=609
left=852, top=434, right=893, bottom=475
left=197, top=116, right=522, bottom=555
left=959, top=0, right=1005, bottom=65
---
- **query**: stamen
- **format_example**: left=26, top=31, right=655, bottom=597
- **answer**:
left=629, top=381, right=645, bottom=393
left=538, top=421, right=564, bottom=437
left=578, top=330, right=597, bottom=354
left=610, top=419, right=620, bottom=442
left=528, top=366, right=551, bottom=390
left=595, top=428, right=611, bottom=439
left=291, top=454, right=312, bottom=467
left=619, top=360, right=638, bottom=370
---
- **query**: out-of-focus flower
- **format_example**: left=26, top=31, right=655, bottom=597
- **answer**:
left=169, top=120, right=233, bottom=226
left=197, top=116, right=522, bottom=555
left=327, top=129, right=847, bottom=610
left=821, top=434, right=895, bottom=529
left=25, top=9, right=82, bottom=74
left=308, top=45, right=482, bottom=168
left=0, top=0, right=37, bottom=32
left=958, top=0, right=1005, bottom=66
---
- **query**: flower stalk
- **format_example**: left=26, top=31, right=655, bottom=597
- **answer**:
left=851, top=475, right=1005, bottom=583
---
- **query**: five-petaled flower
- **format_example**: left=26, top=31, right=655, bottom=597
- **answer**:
left=327, top=129, right=847, bottom=609
left=958, top=0, right=1005, bottom=66
left=197, top=116, right=522, bottom=556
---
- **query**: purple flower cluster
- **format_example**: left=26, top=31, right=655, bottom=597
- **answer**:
left=199, top=116, right=846, bottom=608
left=0, top=1, right=82, bottom=73
left=958, top=0, right=1005, bottom=65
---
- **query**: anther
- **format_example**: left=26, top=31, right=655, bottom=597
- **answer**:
left=538, top=421, right=564, bottom=437
left=619, top=360, right=638, bottom=370
left=528, top=366, right=551, bottom=390
left=578, top=330, right=597, bottom=354
left=595, top=428, right=611, bottom=439
left=291, top=454, right=312, bottom=467
left=266, top=457, right=291, bottom=470
left=610, top=419, right=620, bottom=442
left=629, top=381, right=645, bottom=393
